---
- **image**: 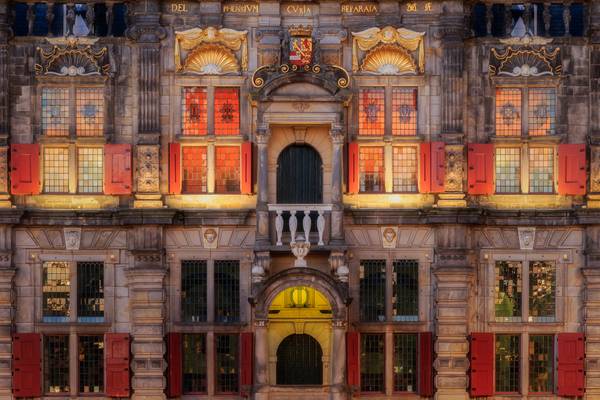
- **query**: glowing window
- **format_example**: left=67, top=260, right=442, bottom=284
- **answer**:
left=42, top=261, right=70, bottom=322
left=495, top=334, right=520, bottom=393
left=42, top=88, right=69, bottom=136
left=528, top=88, right=556, bottom=136
left=495, top=147, right=521, bottom=193
left=78, top=147, right=103, bottom=193
left=495, top=261, right=522, bottom=322
left=359, top=147, right=384, bottom=193
left=182, top=147, right=208, bottom=194
left=392, top=88, right=417, bottom=136
left=215, top=146, right=240, bottom=194
left=44, top=335, right=70, bottom=394
left=75, top=88, right=104, bottom=136
left=359, top=88, right=385, bottom=136
left=392, top=146, right=417, bottom=193
left=43, top=147, right=69, bottom=193
left=495, top=88, right=522, bottom=136
left=182, top=87, right=208, bottom=136
left=529, top=147, right=554, bottom=193
left=528, top=261, right=555, bottom=322
left=214, top=88, right=240, bottom=135
left=528, top=335, right=554, bottom=393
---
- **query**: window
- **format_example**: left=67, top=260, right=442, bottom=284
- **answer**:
left=495, top=261, right=522, bottom=321
left=42, top=146, right=105, bottom=194
left=181, top=87, right=240, bottom=136
left=392, top=88, right=417, bottom=136
left=182, top=147, right=208, bottom=194
left=495, top=147, right=521, bottom=193
left=360, top=333, right=385, bottom=392
left=495, top=87, right=556, bottom=136
left=181, top=260, right=208, bottom=323
left=76, top=88, right=104, bottom=137
left=359, top=260, right=386, bottom=322
left=79, top=335, right=104, bottom=394
left=393, top=333, right=417, bottom=392
left=529, top=147, right=554, bottom=193
left=43, top=262, right=70, bottom=322
left=359, top=88, right=385, bottom=136
left=77, top=262, right=104, bottom=323
left=495, top=334, right=520, bottom=393
left=44, top=335, right=69, bottom=393
left=42, top=88, right=69, bottom=136
left=41, top=87, right=104, bottom=137
left=179, top=145, right=244, bottom=195
left=78, top=147, right=103, bottom=193
left=529, top=335, right=554, bottom=393
left=359, top=147, right=384, bottom=193
left=214, top=88, right=240, bottom=135
left=392, top=146, right=418, bottom=192
left=214, top=260, right=240, bottom=323
left=215, top=147, right=240, bottom=194
left=183, top=334, right=207, bottom=394
left=215, top=334, right=239, bottom=393
left=182, top=87, right=208, bottom=136
left=392, top=260, right=418, bottom=321
left=43, top=147, right=70, bottom=193
left=529, top=261, right=556, bottom=322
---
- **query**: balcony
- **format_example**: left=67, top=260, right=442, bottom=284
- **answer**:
left=268, top=204, right=333, bottom=247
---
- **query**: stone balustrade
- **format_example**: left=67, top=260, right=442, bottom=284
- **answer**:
left=268, top=204, right=333, bottom=247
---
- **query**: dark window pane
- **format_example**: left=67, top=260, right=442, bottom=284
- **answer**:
left=491, top=4, right=506, bottom=37
left=529, top=335, right=554, bottom=393
left=183, top=334, right=207, bottom=393
left=360, top=260, right=386, bottom=322
left=495, top=261, right=522, bottom=321
left=32, top=3, right=49, bottom=36
left=42, top=261, right=70, bottom=322
left=77, top=262, right=104, bottom=322
left=216, top=334, right=239, bottom=393
left=50, top=4, right=64, bottom=36
left=531, top=4, right=546, bottom=36
left=392, top=260, right=418, bottom=321
left=360, top=333, right=385, bottom=392
left=44, top=335, right=69, bottom=393
left=94, top=3, right=108, bottom=37
left=215, top=260, right=240, bottom=323
left=495, top=334, right=520, bottom=393
left=570, top=3, right=585, bottom=37
left=181, top=260, right=208, bottom=322
left=112, top=3, right=128, bottom=37
left=472, top=3, right=487, bottom=36
left=12, top=3, right=29, bottom=37
left=529, top=261, right=556, bottom=322
left=79, top=335, right=104, bottom=394
left=393, top=333, right=417, bottom=392
left=276, top=334, right=323, bottom=385
left=549, top=4, right=565, bottom=36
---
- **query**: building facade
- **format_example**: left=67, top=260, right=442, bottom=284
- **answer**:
left=1, top=0, right=599, bottom=399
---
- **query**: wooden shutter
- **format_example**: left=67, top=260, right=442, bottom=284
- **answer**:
left=241, top=141, right=252, bottom=194
left=105, top=333, right=130, bottom=397
left=348, top=142, right=359, bottom=194
left=12, top=333, right=41, bottom=398
left=467, top=144, right=494, bottom=195
left=169, top=143, right=182, bottom=195
left=557, top=332, right=585, bottom=397
left=346, top=331, right=360, bottom=388
left=420, top=142, right=432, bottom=193
left=10, top=144, right=40, bottom=195
left=419, top=332, right=434, bottom=396
left=469, top=332, right=494, bottom=397
left=104, top=144, right=132, bottom=195
left=558, top=144, right=586, bottom=195
left=240, top=332, right=253, bottom=391
left=167, top=332, right=182, bottom=398
left=420, top=142, right=445, bottom=193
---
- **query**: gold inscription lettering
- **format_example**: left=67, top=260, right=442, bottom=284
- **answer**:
left=223, top=3, right=259, bottom=14
left=341, top=4, right=378, bottom=14
left=171, top=3, right=188, bottom=12
left=406, top=2, right=417, bottom=12
left=286, top=4, right=311, bottom=15
left=424, top=2, right=432, bottom=11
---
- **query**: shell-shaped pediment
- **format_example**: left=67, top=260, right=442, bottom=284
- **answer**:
left=182, top=44, right=240, bottom=75
left=360, top=44, right=418, bottom=75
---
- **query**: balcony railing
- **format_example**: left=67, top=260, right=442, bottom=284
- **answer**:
left=268, top=204, right=333, bottom=247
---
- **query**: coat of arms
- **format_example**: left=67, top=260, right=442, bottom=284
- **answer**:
left=288, top=25, right=313, bottom=66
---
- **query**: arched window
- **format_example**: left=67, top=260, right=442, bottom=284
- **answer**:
left=276, top=334, right=323, bottom=385
left=276, top=144, right=323, bottom=204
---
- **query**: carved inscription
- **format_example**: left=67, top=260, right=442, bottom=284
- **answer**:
left=341, top=3, right=379, bottom=15
left=223, top=2, right=259, bottom=14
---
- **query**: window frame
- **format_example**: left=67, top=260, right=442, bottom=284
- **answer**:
left=42, top=334, right=70, bottom=395
left=214, top=333, right=241, bottom=395
left=40, top=143, right=105, bottom=194
left=182, top=333, right=208, bottom=395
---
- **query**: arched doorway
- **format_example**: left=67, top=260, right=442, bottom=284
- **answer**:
left=276, top=334, right=323, bottom=385
left=276, top=144, right=323, bottom=204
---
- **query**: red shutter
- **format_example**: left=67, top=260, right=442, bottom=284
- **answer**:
left=241, top=141, right=252, bottom=194
left=469, top=332, right=494, bottom=397
left=467, top=144, right=494, bottom=195
left=557, top=332, right=585, bottom=397
left=10, top=144, right=40, bottom=195
left=12, top=333, right=41, bottom=398
left=558, top=144, right=586, bottom=195
left=169, top=143, right=182, bottom=195
left=419, top=142, right=432, bottom=193
left=431, top=141, right=446, bottom=193
left=105, top=333, right=130, bottom=397
left=348, top=142, right=359, bottom=194
left=419, top=332, right=433, bottom=396
left=346, top=331, right=360, bottom=388
left=240, top=332, right=253, bottom=391
left=104, top=144, right=132, bottom=195
left=167, top=332, right=182, bottom=398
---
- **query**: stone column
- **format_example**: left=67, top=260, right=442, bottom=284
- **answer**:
left=255, top=125, right=271, bottom=247
left=330, top=320, right=347, bottom=400
left=254, top=319, right=269, bottom=400
left=329, top=125, right=344, bottom=244
left=433, top=225, right=474, bottom=400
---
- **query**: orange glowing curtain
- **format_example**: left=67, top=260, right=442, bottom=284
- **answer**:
left=214, top=88, right=240, bottom=136
left=392, top=88, right=417, bottom=136
left=359, top=88, right=385, bottom=136
left=183, top=87, right=208, bottom=136
left=495, top=88, right=522, bottom=136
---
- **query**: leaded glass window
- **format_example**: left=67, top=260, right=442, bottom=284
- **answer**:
left=41, top=87, right=105, bottom=136
left=360, top=333, right=385, bottom=392
left=392, top=147, right=418, bottom=193
left=529, top=147, right=554, bottom=193
left=78, top=147, right=103, bottom=193
left=182, top=87, right=208, bottom=136
left=359, top=88, right=385, bottom=135
left=42, top=261, right=70, bottom=322
left=359, top=147, right=384, bottom=193
left=43, top=147, right=69, bottom=193
left=528, top=88, right=556, bottom=136
left=496, top=88, right=522, bottom=136
left=183, top=334, right=207, bottom=393
left=392, top=87, right=418, bottom=136
left=182, top=146, right=208, bottom=194
left=214, top=260, right=239, bottom=323
left=495, top=147, right=521, bottom=193
left=495, top=334, right=520, bottom=393
left=214, top=88, right=240, bottom=135
left=215, top=334, right=239, bottom=393
left=495, top=261, right=522, bottom=321
left=529, top=261, right=556, bottom=322
left=529, top=335, right=554, bottom=393
left=215, top=146, right=240, bottom=194
left=77, top=262, right=104, bottom=323
left=79, top=335, right=104, bottom=394
left=181, top=260, right=207, bottom=322
left=42, top=88, right=69, bottom=136
left=75, top=88, right=104, bottom=137
left=392, top=260, right=418, bottom=321
left=495, top=87, right=556, bottom=136
left=393, top=333, right=417, bottom=392
left=44, top=335, right=69, bottom=393
left=359, top=260, right=386, bottom=322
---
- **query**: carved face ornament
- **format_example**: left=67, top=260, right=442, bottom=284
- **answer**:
left=383, top=228, right=397, bottom=243
left=203, top=228, right=217, bottom=244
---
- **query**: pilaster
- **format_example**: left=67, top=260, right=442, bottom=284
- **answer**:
left=0, top=5, right=10, bottom=208
left=0, top=224, right=14, bottom=397
left=330, top=124, right=345, bottom=244
left=255, top=125, right=271, bottom=247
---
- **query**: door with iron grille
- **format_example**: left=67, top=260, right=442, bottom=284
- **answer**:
left=276, top=144, right=323, bottom=204
left=276, top=334, right=323, bottom=385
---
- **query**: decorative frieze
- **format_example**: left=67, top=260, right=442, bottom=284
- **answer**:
left=35, top=37, right=110, bottom=76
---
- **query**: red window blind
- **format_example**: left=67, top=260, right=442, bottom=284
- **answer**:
left=214, top=88, right=240, bottom=135
left=104, top=144, right=132, bottom=195
left=419, top=142, right=445, bottom=193
left=167, top=332, right=182, bottom=398
left=169, top=143, right=182, bottom=195
left=348, top=142, right=359, bottom=194
left=182, top=87, right=208, bottom=136
left=12, top=333, right=41, bottom=398
left=469, top=332, right=494, bottom=397
left=557, top=332, right=585, bottom=397
left=419, top=332, right=433, bottom=396
left=346, top=331, right=360, bottom=388
left=240, top=332, right=253, bottom=390
left=10, top=144, right=40, bottom=195
left=467, top=144, right=494, bottom=195
left=558, top=144, right=586, bottom=195
left=241, top=141, right=252, bottom=194
left=105, top=333, right=130, bottom=397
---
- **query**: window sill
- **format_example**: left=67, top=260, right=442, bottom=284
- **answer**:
left=23, top=194, right=119, bottom=209
left=176, top=134, right=244, bottom=143
left=165, top=194, right=256, bottom=209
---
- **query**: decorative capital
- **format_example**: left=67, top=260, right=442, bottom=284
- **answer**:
left=126, top=22, right=167, bottom=43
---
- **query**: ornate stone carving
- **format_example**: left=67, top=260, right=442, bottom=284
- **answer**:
left=591, top=146, right=600, bottom=193
left=290, top=234, right=310, bottom=267
left=489, top=46, right=561, bottom=77
left=136, top=145, right=160, bottom=193
left=64, top=227, right=82, bottom=250
left=35, top=37, right=110, bottom=76
left=351, top=26, right=425, bottom=73
left=201, top=227, right=219, bottom=249
left=381, top=226, right=398, bottom=248
left=518, top=227, right=536, bottom=250
left=329, top=251, right=348, bottom=283
left=0, top=147, right=8, bottom=194
left=251, top=63, right=350, bottom=91
left=444, top=145, right=464, bottom=192
left=252, top=251, right=270, bottom=283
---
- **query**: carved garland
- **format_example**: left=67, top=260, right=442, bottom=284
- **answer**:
left=35, top=38, right=110, bottom=76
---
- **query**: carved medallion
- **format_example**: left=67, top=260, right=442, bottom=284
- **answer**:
left=202, top=227, right=219, bottom=249
left=381, top=226, right=399, bottom=248
left=64, top=228, right=82, bottom=250
left=518, top=227, right=536, bottom=250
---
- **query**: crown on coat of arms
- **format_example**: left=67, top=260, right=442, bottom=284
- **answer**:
left=288, top=25, right=313, bottom=37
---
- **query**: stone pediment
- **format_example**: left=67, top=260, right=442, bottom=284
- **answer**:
left=35, top=36, right=110, bottom=77
left=489, top=46, right=562, bottom=77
